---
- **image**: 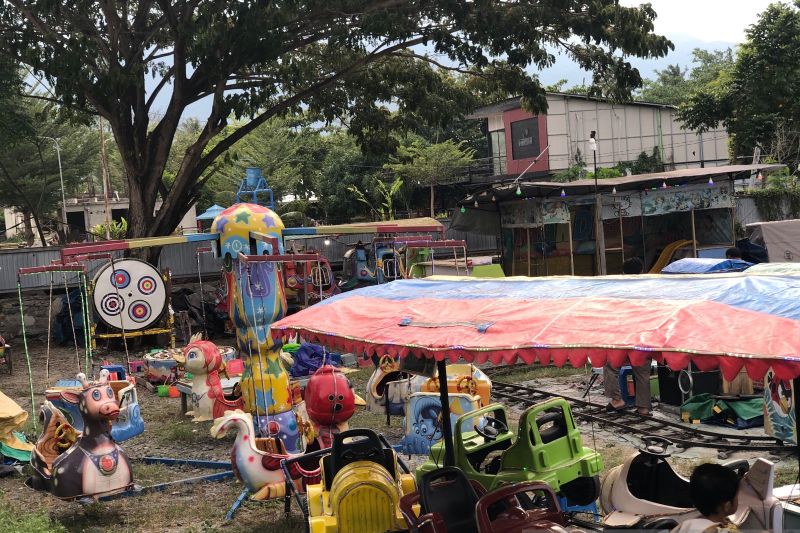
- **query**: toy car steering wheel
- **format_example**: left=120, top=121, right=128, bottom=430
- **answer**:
left=640, top=435, right=673, bottom=457
left=54, top=422, right=74, bottom=450
left=378, top=355, right=395, bottom=373
left=425, top=378, right=440, bottom=392
left=475, top=415, right=508, bottom=441
left=456, top=375, right=478, bottom=396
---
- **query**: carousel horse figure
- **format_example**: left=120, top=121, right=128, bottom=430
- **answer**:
left=210, top=364, right=357, bottom=500
left=172, top=333, right=244, bottom=422
left=28, top=372, right=134, bottom=500
left=212, top=203, right=302, bottom=453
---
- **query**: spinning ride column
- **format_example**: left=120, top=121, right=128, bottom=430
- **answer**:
left=213, top=203, right=301, bottom=453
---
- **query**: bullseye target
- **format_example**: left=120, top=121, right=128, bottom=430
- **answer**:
left=138, top=276, right=157, bottom=295
left=93, top=259, right=166, bottom=331
left=100, top=294, right=124, bottom=316
left=128, top=300, right=152, bottom=323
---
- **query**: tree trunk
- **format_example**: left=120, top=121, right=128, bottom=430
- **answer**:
left=21, top=209, right=34, bottom=246
left=430, top=184, right=435, bottom=218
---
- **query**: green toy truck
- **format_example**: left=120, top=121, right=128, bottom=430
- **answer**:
left=416, top=399, right=603, bottom=505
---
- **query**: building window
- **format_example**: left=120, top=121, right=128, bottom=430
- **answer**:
left=489, top=130, right=507, bottom=175
left=510, top=118, right=540, bottom=160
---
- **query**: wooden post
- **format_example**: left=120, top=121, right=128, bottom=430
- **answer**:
left=568, top=220, right=575, bottom=275
left=526, top=227, right=531, bottom=277
left=595, top=193, right=607, bottom=275
left=690, top=209, right=698, bottom=258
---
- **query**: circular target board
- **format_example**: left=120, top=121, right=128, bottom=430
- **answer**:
left=93, top=259, right=167, bottom=331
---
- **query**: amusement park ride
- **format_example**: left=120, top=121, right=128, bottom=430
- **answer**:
left=10, top=166, right=800, bottom=533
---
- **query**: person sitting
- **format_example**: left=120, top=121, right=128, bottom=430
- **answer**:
left=622, top=257, right=644, bottom=274
left=725, top=247, right=743, bottom=259
left=672, top=463, right=740, bottom=533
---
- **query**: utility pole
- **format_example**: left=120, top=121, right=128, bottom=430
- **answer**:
left=39, top=136, right=68, bottom=240
left=99, top=119, right=111, bottom=239
left=588, top=131, right=606, bottom=275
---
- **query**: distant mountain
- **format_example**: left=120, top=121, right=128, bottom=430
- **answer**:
left=537, top=33, right=737, bottom=88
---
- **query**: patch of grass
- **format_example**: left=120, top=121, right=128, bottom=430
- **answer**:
left=776, top=466, right=799, bottom=487
left=0, top=506, right=66, bottom=533
left=596, top=442, right=632, bottom=471
left=155, top=421, right=205, bottom=444
left=489, top=363, right=589, bottom=383
left=132, top=462, right=175, bottom=485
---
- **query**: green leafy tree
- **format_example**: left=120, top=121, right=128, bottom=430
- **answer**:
left=637, top=49, right=734, bottom=106
left=639, top=64, right=688, bottom=106
left=678, top=3, right=800, bottom=166
left=1, top=1, right=671, bottom=259
left=0, top=100, right=97, bottom=245
left=347, top=177, right=405, bottom=221
left=386, top=140, right=476, bottom=216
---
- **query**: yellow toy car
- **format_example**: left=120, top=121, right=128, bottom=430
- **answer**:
left=305, top=428, right=417, bottom=533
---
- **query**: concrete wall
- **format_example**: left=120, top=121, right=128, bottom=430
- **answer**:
left=486, top=95, right=730, bottom=175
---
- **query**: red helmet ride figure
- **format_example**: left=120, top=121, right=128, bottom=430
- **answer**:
left=305, top=365, right=356, bottom=426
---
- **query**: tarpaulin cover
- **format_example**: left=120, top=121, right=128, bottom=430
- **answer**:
left=680, top=393, right=764, bottom=429
left=271, top=276, right=800, bottom=381
left=662, top=258, right=753, bottom=274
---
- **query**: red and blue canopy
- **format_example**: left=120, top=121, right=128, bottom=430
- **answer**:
left=271, top=275, right=800, bottom=381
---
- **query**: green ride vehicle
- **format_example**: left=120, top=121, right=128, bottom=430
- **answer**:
left=416, top=398, right=603, bottom=505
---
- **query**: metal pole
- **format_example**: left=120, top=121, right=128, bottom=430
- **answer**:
left=690, top=209, right=698, bottom=258
left=436, top=359, right=455, bottom=467
left=40, top=137, right=68, bottom=236
left=793, top=377, right=800, bottom=483
left=568, top=219, right=575, bottom=275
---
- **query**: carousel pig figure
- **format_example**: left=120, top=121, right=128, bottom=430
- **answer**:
left=173, top=333, right=244, bottom=422
left=29, top=371, right=133, bottom=500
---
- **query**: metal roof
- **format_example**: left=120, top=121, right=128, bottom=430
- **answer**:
left=468, top=93, right=677, bottom=119
left=465, top=164, right=786, bottom=204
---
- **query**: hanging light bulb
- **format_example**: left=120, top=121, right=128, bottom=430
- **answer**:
left=323, top=238, right=330, bottom=246
left=560, top=189, right=566, bottom=198
left=757, top=172, right=764, bottom=181
left=460, top=205, right=466, bottom=213
left=661, top=180, right=667, bottom=189
left=515, top=184, right=522, bottom=196
left=491, top=194, right=496, bottom=202
left=612, top=187, right=617, bottom=195
left=708, top=176, right=714, bottom=186
left=474, top=200, right=479, bottom=208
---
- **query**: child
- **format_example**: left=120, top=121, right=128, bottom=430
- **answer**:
left=672, top=463, right=740, bottom=532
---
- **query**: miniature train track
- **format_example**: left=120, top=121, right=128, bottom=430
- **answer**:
left=487, top=378, right=789, bottom=454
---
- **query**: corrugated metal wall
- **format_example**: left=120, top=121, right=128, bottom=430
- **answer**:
left=2, top=222, right=500, bottom=294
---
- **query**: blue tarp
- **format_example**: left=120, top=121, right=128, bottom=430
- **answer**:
left=662, top=258, right=753, bottom=274
left=289, top=343, right=342, bottom=378
left=315, top=275, right=800, bottom=321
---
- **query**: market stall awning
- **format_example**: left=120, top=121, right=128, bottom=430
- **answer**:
left=272, top=276, right=800, bottom=381
left=464, top=164, right=786, bottom=204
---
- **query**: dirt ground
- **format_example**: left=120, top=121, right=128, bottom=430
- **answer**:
left=1, top=343, right=797, bottom=532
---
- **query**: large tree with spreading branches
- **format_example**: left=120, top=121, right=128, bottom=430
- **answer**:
left=1, top=1, right=671, bottom=259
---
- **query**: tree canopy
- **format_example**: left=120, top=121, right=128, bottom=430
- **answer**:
left=678, top=2, right=800, bottom=166
left=0, top=61, right=99, bottom=244
left=637, top=49, right=734, bottom=106
left=1, top=0, right=672, bottom=257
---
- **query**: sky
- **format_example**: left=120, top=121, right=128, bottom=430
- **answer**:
left=621, top=0, right=777, bottom=43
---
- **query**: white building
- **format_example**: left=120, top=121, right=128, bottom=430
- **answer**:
left=4, top=196, right=198, bottom=241
left=470, top=93, right=730, bottom=180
